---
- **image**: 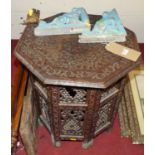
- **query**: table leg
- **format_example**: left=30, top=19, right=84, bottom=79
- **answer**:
left=48, top=86, right=61, bottom=147
left=82, top=139, right=94, bottom=149
left=82, top=89, right=101, bottom=149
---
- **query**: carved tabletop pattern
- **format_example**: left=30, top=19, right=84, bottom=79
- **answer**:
left=15, top=14, right=140, bottom=88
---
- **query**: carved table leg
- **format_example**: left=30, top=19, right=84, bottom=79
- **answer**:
left=82, top=89, right=101, bottom=149
left=48, top=86, right=61, bottom=147
left=82, top=139, right=94, bottom=149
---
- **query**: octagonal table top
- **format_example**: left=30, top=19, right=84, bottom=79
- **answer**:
left=14, top=14, right=140, bottom=89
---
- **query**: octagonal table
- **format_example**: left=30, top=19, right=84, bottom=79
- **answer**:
left=14, top=14, right=140, bottom=148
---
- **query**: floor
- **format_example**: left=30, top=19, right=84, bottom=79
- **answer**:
left=12, top=40, right=144, bottom=155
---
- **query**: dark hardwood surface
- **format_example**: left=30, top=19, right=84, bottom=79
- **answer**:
left=14, top=14, right=140, bottom=89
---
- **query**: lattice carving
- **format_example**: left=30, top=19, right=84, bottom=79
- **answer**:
left=100, top=87, right=119, bottom=102
left=59, top=87, right=87, bottom=105
left=30, top=74, right=125, bottom=146
left=34, top=80, right=48, bottom=99
left=60, top=109, right=85, bottom=136
left=95, top=96, right=118, bottom=133
left=33, top=81, right=51, bottom=127
left=38, top=95, right=50, bottom=124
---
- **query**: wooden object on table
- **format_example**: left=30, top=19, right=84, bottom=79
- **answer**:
left=19, top=79, right=39, bottom=155
left=14, top=14, right=140, bottom=149
left=11, top=65, right=28, bottom=154
left=23, top=8, right=40, bottom=25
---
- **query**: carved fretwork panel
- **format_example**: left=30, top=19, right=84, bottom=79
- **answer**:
left=100, top=86, right=119, bottom=103
left=30, top=73, right=126, bottom=146
left=33, top=80, right=51, bottom=127
left=59, top=87, right=87, bottom=106
left=95, top=87, right=119, bottom=135
left=60, top=107, right=85, bottom=139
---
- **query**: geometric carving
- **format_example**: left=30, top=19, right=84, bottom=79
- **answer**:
left=64, top=120, right=80, bottom=131
left=34, top=81, right=47, bottom=99
left=33, top=81, right=51, bottom=128
left=100, top=86, right=119, bottom=102
left=30, top=72, right=125, bottom=148
left=60, top=109, right=85, bottom=137
left=14, top=19, right=139, bottom=88
left=59, top=87, right=87, bottom=105
left=38, top=94, right=50, bottom=126
left=95, top=85, right=119, bottom=134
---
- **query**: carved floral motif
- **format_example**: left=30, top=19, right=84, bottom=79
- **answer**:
left=15, top=18, right=139, bottom=87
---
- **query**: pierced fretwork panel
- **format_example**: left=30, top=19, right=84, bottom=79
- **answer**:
left=59, top=87, right=87, bottom=105
left=100, top=87, right=119, bottom=102
left=60, top=108, right=85, bottom=137
left=33, top=81, right=51, bottom=127
left=95, top=88, right=119, bottom=134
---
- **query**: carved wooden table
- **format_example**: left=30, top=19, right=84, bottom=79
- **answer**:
left=14, top=14, right=140, bottom=149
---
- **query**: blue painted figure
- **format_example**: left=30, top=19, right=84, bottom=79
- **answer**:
left=79, top=9, right=127, bottom=43
left=34, top=7, right=90, bottom=36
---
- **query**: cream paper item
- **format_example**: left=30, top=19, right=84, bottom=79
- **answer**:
left=105, top=42, right=141, bottom=61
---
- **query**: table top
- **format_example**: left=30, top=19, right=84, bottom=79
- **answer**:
left=15, top=14, right=140, bottom=89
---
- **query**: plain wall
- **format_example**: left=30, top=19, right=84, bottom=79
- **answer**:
left=11, top=0, right=144, bottom=42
